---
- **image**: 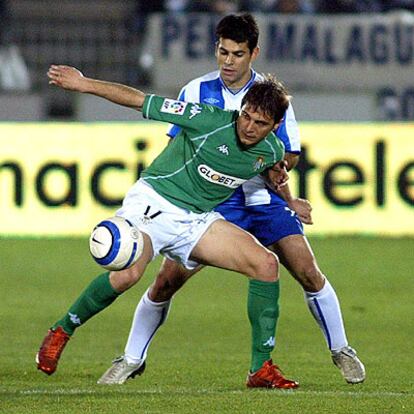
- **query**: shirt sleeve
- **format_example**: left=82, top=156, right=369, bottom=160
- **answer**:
left=275, top=103, right=301, bottom=154
left=167, top=87, right=186, bottom=138
left=143, top=94, right=232, bottom=135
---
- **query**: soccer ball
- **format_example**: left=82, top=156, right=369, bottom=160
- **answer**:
left=89, top=216, right=144, bottom=271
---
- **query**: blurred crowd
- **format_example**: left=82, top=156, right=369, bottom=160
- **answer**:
left=0, top=0, right=10, bottom=44
left=133, top=0, right=414, bottom=14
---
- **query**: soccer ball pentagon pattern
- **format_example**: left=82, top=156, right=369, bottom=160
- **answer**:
left=89, top=216, right=144, bottom=271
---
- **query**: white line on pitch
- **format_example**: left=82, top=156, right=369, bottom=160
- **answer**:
left=11, top=389, right=413, bottom=398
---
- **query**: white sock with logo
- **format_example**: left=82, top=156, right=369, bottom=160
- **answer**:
left=124, top=288, right=171, bottom=364
left=305, top=279, right=348, bottom=351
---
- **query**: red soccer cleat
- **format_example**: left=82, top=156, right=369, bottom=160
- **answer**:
left=246, top=359, right=299, bottom=389
left=36, top=326, right=70, bottom=375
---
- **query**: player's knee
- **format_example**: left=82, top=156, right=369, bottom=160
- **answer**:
left=109, top=264, right=141, bottom=292
left=251, top=251, right=279, bottom=282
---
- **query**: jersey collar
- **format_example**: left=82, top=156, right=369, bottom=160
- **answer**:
left=219, top=69, right=257, bottom=96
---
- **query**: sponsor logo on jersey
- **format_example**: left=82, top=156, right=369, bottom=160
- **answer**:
left=161, top=99, right=187, bottom=115
left=203, top=97, right=220, bottom=105
left=216, top=144, right=229, bottom=155
left=189, top=103, right=202, bottom=119
left=254, top=156, right=265, bottom=171
left=197, top=164, right=246, bottom=189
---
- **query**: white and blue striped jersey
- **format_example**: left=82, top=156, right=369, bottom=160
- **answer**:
left=168, top=69, right=301, bottom=206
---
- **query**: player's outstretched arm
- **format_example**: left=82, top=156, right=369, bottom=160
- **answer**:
left=47, top=65, right=146, bottom=111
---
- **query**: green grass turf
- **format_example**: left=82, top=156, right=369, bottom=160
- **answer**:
left=1, top=236, right=413, bottom=413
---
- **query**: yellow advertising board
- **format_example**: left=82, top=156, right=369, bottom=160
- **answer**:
left=0, top=122, right=413, bottom=236
left=290, top=124, right=413, bottom=235
left=0, top=123, right=169, bottom=236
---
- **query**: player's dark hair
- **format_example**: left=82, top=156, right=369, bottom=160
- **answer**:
left=215, top=13, right=259, bottom=52
left=242, top=75, right=290, bottom=123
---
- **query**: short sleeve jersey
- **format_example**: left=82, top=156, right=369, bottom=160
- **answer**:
left=167, top=70, right=301, bottom=206
left=141, top=94, right=285, bottom=213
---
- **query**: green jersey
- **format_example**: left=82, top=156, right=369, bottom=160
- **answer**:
left=141, top=95, right=285, bottom=213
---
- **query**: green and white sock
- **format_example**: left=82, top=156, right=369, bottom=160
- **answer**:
left=247, top=279, right=280, bottom=372
left=53, top=272, right=120, bottom=335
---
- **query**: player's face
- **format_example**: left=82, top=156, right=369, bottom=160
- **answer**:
left=236, top=104, right=278, bottom=146
left=215, top=38, right=259, bottom=89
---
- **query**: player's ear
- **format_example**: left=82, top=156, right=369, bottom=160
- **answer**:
left=214, top=41, right=219, bottom=58
left=251, top=46, right=260, bottom=62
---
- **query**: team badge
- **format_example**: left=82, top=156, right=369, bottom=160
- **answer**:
left=189, top=103, right=202, bottom=119
left=161, top=99, right=187, bottom=115
left=253, top=156, right=265, bottom=171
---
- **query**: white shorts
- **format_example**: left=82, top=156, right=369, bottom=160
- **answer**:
left=116, top=179, right=224, bottom=269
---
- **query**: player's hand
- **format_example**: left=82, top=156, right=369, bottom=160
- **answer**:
left=47, top=65, right=86, bottom=92
left=288, top=198, right=313, bottom=225
left=267, top=160, right=289, bottom=190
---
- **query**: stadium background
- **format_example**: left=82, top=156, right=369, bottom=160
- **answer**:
left=1, top=1, right=413, bottom=236
left=1, top=2, right=413, bottom=413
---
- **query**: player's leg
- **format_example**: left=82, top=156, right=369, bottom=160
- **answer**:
left=149, top=258, right=203, bottom=301
left=54, top=233, right=154, bottom=334
left=190, top=218, right=281, bottom=363
left=97, top=258, right=200, bottom=384
left=270, top=234, right=345, bottom=344
left=213, top=203, right=298, bottom=388
left=190, top=219, right=299, bottom=389
left=36, top=232, right=154, bottom=375
left=99, top=215, right=287, bottom=387
left=250, top=202, right=364, bottom=383
left=125, top=258, right=197, bottom=358
left=101, top=218, right=281, bottom=382
left=270, top=234, right=365, bottom=383
left=190, top=219, right=278, bottom=280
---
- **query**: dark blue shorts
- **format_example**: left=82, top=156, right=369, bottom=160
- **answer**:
left=214, top=202, right=304, bottom=247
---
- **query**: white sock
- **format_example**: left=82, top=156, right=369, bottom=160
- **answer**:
left=124, top=288, right=171, bottom=364
left=305, top=279, right=348, bottom=351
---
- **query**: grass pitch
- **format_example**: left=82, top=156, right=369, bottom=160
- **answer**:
left=1, top=236, right=413, bottom=413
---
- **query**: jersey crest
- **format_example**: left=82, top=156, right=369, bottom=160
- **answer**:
left=253, top=157, right=265, bottom=171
